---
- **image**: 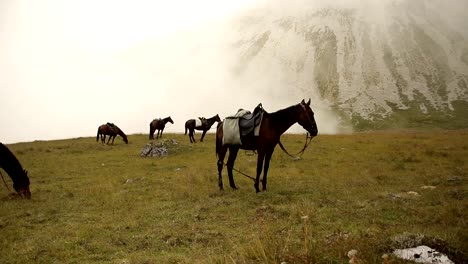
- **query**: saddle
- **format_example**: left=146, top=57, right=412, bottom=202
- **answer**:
left=223, top=104, right=264, bottom=145
left=238, top=104, right=264, bottom=136
left=106, top=122, right=117, bottom=133
left=198, top=117, right=208, bottom=128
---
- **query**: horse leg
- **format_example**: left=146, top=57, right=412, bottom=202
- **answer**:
left=261, top=150, right=274, bottom=191
left=255, top=151, right=266, bottom=193
left=226, top=147, right=239, bottom=190
left=160, top=128, right=164, bottom=138
left=149, top=127, right=154, bottom=140
left=200, top=130, right=207, bottom=142
left=189, top=129, right=196, bottom=143
left=111, top=135, right=116, bottom=145
left=217, top=146, right=228, bottom=191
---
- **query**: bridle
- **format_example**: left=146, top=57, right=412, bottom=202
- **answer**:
left=278, top=133, right=314, bottom=160
left=278, top=103, right=316, bottom=160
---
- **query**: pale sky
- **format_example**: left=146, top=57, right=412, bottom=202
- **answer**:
left=6, top=0, right=462, bottom=143
left=0, top=0, right=259, bottom=143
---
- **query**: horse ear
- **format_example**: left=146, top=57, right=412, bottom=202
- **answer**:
left=301, top=99, right=305, bottom=104
left=306, top=98, right=310, bottom=105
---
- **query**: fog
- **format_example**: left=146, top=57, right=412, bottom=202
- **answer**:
left=1, top=0, right=465, bottom=143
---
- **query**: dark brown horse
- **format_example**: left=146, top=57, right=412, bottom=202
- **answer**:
left=149, top=116, right=174, bottom=140
left=0, top=143, right=31, bottom=199
left=216, top=99, right=318, bottom=193
left=185, top=114, right=221, bottom=143
left=96, top=123, right=128, bottom=144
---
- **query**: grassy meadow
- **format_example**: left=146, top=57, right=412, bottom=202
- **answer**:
left=1, top=130, right=467, bottom=263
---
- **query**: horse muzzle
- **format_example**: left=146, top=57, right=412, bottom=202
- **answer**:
left=307, top=127, right=318, bottom=138
left=20, top=188, right=31, bottom=199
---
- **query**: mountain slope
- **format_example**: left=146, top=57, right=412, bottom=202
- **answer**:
left=229, top=0, right=468, bottom=130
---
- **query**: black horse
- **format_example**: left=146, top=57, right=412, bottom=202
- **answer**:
left=0, top=143, right=31, bottom=199
left=216, top=99, right=318, bottom=192
left=185, top=114, right=221, bottom=143
left=96, top=123, right=128, bottom=144
left=149, top=117, right=174, bottom=140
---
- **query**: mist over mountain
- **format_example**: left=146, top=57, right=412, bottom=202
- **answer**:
left=227, top=0, right=468, bottom=130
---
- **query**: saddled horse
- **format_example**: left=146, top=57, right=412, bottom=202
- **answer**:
left=216, top=99, right=318, bottom=193
left=0, top=143, right=31, bottom=199
left=149, top=116, right=174, bottom=140
left=96, top=123, right=128, bottom=144
left=185, top=114, right=221, bottom=143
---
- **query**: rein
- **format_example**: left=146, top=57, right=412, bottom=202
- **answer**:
left=0, top=170, right=12, bottom=192
left=222, top=133, right=313, bottom=182
left=221, top=162, right=256, bottom=182
left=278, top=133, right=314, bottom=160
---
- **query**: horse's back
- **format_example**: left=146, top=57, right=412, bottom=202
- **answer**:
left=185, top=119, right=195, bottom=127
left=98, top=124, right=106, bottom=133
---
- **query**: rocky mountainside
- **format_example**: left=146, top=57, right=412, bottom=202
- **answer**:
left=228, top=0, right=468, bottom=130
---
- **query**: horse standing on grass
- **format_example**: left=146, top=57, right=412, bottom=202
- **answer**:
left=149, top=117, right=174, bottom=140
left=0, top=143, right=31, bottom=199
left=216, top=99, right=318, bottom=193
left=96, top=123, right=128, bottom=144
left=185, top=114, right=221, bottom=143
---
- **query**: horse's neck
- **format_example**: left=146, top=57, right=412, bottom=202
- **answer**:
left=268, top=106, right=300, bottom=136
left=206, top=116, right=217, bottom=125
left=115, top=127, right=124, bottom=136
left=0, top=144, right=26, bottom=180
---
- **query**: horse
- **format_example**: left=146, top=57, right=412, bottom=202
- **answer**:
left=0, top=143, right=31, bottom=199
left=216, top=99, right=318, bottom=193
left=185, top=114, right=221, bottom=143
left=96, top=123, right=128, bottom=144
left=149, top=116, right=174, bottom=140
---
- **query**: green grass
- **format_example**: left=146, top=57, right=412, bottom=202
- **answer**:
left=1, top=131, right=467, bottom=263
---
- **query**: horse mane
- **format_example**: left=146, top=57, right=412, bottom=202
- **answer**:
left=208, top=115, right=219, bottom=121
left=268, top=103, right=300, bottom=120
left=0, top=143, right=30, bottom=190
left=114, top=126, right=127, bottom=138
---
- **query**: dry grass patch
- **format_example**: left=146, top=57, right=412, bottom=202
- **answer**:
left=1, top=131, right=467, bottom=263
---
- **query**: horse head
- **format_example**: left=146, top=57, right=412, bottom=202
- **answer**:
left=122, top=135, right=128, bottom=144
left=168, top=116, right=174, bottom=124
left=13, top=169, right=31, bottom=199
left=297, top=99, right=318, bottom=137
left=215, top=114, right=221, bottom=123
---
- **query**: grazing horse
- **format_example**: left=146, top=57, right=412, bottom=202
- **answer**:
left=185, top=114, right=221, bottom=143
left=96, top=123, right=128, bottom=144
left=216, top=99, right=318, bottom=193
left=149, top=116, right=174, bottom=140
left=0, top=143, right=31, bottom=199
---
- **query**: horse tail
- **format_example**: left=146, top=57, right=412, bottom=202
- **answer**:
left=149, top=123, right=153, bottom=139
left=184, top=123, right=188, bottom=135
left=96, top=128, right=100, bottom=142
left=215, top=122, right=222, bottom=157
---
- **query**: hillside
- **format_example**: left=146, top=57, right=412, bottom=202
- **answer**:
left=228, top=0, right=468, bottom=130
left=1, top=132, right=467, bottom=262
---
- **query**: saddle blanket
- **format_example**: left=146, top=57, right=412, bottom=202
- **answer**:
left=195, top=119, right=202, bottom=128
left=222, top=109, right=251, bottom=145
